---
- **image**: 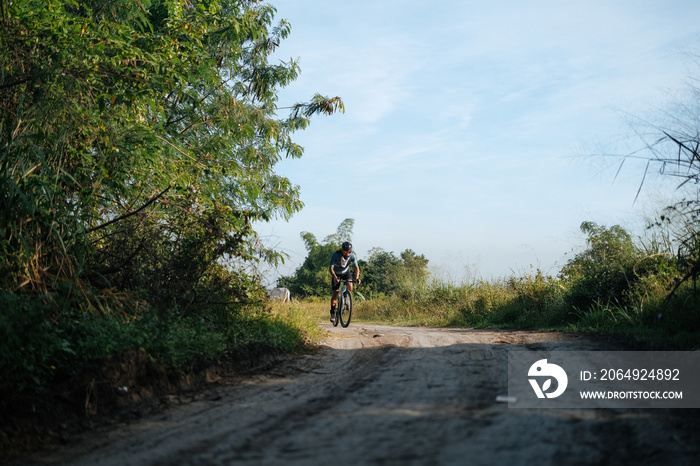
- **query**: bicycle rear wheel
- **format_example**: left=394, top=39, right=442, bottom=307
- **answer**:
left=340, top=290, right=353, bottom=327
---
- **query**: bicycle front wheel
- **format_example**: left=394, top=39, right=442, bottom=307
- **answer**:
left=340, top=290, right=353, bottom=327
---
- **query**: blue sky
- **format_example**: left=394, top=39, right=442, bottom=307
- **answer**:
left=255, top=0, right=700, bottom=285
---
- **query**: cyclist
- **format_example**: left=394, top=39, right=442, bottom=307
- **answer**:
left=329, top=241, right=361, bottom=322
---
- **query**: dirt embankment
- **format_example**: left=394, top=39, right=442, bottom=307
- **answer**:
left=12, top=325, right=700, bottom=465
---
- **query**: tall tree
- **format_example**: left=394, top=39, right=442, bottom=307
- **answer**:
left=0, top=0, right=343, bottom=310
left=398, top=249, right=430, bottom=286
left=361, top=248, right=401, bottom=296
left=362, top=248, right=430, bottom=296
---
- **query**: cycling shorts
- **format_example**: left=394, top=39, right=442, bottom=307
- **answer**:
left=332, top=271, right=351, bottom=291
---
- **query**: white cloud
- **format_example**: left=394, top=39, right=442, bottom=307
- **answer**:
left=265, top=0, right=700, bottom=279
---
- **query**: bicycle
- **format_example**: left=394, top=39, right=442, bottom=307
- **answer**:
left=332, top=279, right=356, bottom=328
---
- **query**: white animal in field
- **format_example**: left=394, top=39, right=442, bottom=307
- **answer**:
left=269, top=287, right=290, bottom=303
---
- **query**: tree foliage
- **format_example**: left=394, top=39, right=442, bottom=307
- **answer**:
left=0, top=0, right=343, bottom=304
left=0, top=0, right=343, bottom=392
left=361, top=248, right=401, bottom=295
left=559, top=222, right=639, bottom=310
left=278, top=218, right=354, bottom=297
left=361, top=248, right=429, bottom=297
left=278, top=215, right=431, bottom=299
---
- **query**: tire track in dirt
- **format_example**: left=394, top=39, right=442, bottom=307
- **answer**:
left=19, top=324, right=700, bottom=466
left=177, top=346, right=403, bottom=465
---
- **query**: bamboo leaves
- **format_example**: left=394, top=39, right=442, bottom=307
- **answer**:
left=1, top=0, right=343, bottom=297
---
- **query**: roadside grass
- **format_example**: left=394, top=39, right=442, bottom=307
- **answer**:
left=332, top=276, right=574, bottom=330
left=569, top=287, right=700, bottom=349
left=291, top=276, right=700, bottom=350
left=7, top=270, right=693, bottom=399
left=0, top=296, right=328, bottom=460
left=268, top=299, right=327, bottom=343
left=0, top=293, right=322, bottom=398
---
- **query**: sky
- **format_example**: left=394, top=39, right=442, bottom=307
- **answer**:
left=255, top=0, right=700, bottom=286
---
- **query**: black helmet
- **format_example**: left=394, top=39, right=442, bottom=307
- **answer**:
left=341, top=241, right=352, bottom=252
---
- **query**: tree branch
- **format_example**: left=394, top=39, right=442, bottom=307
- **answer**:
left=89, top=185, right=171, bottom=233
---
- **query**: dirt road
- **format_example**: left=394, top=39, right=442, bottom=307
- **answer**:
left=23, top=324, right=699, bottom=465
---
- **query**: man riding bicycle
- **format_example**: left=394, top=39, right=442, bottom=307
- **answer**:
left=330, top=241, right=361, bottom=322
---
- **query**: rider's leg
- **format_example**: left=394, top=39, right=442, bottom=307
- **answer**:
left=330, top=289, right=339, bottom=321
left=331, top=289, right=339, bottom=308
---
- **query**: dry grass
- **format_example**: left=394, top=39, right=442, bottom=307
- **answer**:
left=268, top=300, right=329, bottom=342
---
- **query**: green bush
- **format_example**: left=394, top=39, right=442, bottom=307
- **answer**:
left=559, top=222, right=640, bottom=311
left=0, top=293, right=72, bottom=392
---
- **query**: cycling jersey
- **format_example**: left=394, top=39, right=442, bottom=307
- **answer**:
left=330, top=250, right=358, bottom=276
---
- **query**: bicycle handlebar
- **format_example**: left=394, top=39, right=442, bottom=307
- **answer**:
left=335, top=278, right=360, bottom=284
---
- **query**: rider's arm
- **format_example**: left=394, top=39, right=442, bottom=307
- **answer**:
left=352, top=253, right=360, bottom=283
left=329, top=252, right=337, bottom=280
left=329, top=252, right=339, bottom=282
